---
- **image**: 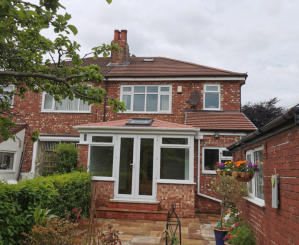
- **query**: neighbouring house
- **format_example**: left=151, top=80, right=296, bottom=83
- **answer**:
left=1, top=30, right=256, bottom=219
left=228, top=104, right=299, bottom=244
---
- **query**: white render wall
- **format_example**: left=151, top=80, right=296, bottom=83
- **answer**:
left=0, top=129, right=25, bottom=183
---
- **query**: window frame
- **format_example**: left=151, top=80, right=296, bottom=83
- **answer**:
left=245, top=146, right=265, bottom=206
left=202, top=147, right=232, bottom=174
left=120, top=85, right=172, bottom=114
left=87, top=134, right=116, bottom=181
left=157, top=135, right=194, bottom=184
left=203, top=84, right=221, bottom=110
left=41, top=92, right=91, bottom=113
left=0, top=151, right=15, bottom=172
left=0, top=85, right=14, bottom=108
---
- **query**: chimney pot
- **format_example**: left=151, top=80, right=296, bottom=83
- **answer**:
left=120, top=30, right=127, bottom=41
left=114, top=30, right=120, bottom=41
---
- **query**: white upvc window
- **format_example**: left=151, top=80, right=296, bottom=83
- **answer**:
left=158, top=136, right=194, bottom=184
left=87, top=135, right=116, bottom=181
left=0, top=152, right=15, bottom=171
left=120, top=85, right=172, bottom=113
left=41, top=92, right=91, bottom=113
left=0, top=85, right=14, bottom=107
left=246, top=146, right=264, bottom=205
left=203, top=84, right=220, bottom=110
left=202, top=147, right=232, bottom=174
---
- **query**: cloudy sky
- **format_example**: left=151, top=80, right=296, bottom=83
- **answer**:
left=58, top=0, right=298, bottom=108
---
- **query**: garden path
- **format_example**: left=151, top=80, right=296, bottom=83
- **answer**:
left=95, top=213, right=218, bottom=245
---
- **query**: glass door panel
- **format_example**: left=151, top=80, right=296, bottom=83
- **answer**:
left=118, top=138, right=134, bottom=195
left=139, top=138, right=154, bottom=196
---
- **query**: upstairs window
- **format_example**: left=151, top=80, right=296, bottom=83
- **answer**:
left=204, top=84, right=220, bottom=110
left=42, top=93, right=90, bottom=113
left=202, top=147, right=232, bottom=174
left=0, top=85, right=14, bottom=107
left=120, top=85, right=171, bottom=113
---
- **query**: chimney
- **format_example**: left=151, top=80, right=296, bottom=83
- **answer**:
left=111, top=29, right=130, bottom=64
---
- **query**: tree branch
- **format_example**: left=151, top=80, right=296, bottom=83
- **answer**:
left=0, top=71, right=84, bottom=83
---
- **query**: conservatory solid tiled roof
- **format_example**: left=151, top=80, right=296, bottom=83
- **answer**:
left=76, top=118, right=194, bottom=129
left=185, top=111, right=256, bottom=131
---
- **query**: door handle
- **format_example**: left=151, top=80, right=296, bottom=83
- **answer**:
left=130, top=163, right=134, bottom=166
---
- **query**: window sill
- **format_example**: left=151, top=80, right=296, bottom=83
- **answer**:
left=0, top=170, right=15, bottom=173
left=91, top=176, right=115, bottom=181
left=244, top=196, right=265, bottom=208
left=118, top=111, right=172, bottom=115
left=202, top=170, right=217, bottom=175
left=157, top=179, right=195, bottom=185
left=41, top=110, right=91, bottom=114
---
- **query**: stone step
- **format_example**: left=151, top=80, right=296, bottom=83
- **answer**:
left=108, top=201, right=160, bottom=211
left=96, top=207, right=168, bottom=221
left=130, top=236, right=162, bottom=245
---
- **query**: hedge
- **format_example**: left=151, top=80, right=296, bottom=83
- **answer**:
left=0, top=172, right=91, bottom=245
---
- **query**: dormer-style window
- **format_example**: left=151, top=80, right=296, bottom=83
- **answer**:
left=42, top=93, right=90, bottom=113
left=204, top=84, right=220, bottom=110
left=120, top=85, right=172, bottom=113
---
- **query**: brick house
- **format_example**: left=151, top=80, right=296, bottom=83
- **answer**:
left=228, top=104, right=299, bottom=244
left=1, top=30, right=256, bottom=219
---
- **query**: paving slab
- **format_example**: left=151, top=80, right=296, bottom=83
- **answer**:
left=131, top=236, right=161, bottom=245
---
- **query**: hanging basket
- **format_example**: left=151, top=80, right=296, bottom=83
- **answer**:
left=232, top=171, right=254, bottom=182
left=216, top=170, right=232, bottom=176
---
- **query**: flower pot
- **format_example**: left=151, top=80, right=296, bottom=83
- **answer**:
left=232, top=171, right=254, bottom=182
left=214, top=228, right=228, bottom=245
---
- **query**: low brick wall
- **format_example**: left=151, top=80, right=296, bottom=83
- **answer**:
left=94, top=181, right=115, bottom=208
left=157, top=183, right=195, bottom=217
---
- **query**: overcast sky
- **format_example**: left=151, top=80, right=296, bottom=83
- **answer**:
left=57, top=0, right=298, bottom=108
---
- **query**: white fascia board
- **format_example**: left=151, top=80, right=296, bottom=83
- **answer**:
left=199, top=131, right=248, bottom=136
left=74, top=126, right=198, bottom=135
left=107, top=77, right=246, bottom=81
left=39, top=136, right=80, bottom=142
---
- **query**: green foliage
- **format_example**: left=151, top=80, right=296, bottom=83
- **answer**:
left=0, top=172, right=91, bottom=244
left=227, top=222, right=255, bottom=245
left=54, top=143, right=78, bottom=174
left=0, top=0, right=124, bottom=140
left=26, top=206, right=57, bottom=225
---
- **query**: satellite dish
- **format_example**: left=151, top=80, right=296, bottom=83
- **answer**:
left=187, top=90, right=200, bottom=108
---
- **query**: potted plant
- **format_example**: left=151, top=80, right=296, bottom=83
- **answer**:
left=232, top=161, right=259, bottom=182
left=211, top=175, right=248, bottom=245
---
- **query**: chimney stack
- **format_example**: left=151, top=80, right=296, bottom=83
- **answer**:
left=111, top=29, right=130, bottom=64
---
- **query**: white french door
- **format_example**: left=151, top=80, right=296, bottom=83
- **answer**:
left=114, top=135, right=157, bottom=200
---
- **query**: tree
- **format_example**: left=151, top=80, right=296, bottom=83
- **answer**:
left=0, top=0, right=122, bottom=141
left=242, top=97, right=285, bottom=129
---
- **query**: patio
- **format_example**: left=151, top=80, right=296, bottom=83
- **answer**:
left=95, top=213, right=219, bottom=245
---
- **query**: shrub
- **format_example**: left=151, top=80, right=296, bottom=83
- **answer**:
left=226, top=222, right=255, bottom=245
left=22, top=217, right=78, bottom=245
left=0, top=172, right=91, bottom=245
left=54, top=143, right=78, bottom=174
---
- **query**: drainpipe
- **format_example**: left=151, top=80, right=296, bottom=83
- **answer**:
left=197, top=132, right=221, bottom=203
left=103, top=78, right=108, bottom=122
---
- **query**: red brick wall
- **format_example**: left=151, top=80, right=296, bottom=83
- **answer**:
left=93, top=181, right=114, bottom=208
left=233, top=126, right=299, bottom=245
left=157, top=183, right=195, bottom=217
left=78, top=144, right=88, bottom=167
left=13, top=80, right=242, bottom=171
left=195, top=135, right=241, bottom=213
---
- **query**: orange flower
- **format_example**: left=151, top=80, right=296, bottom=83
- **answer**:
left=235, top=160, right=246, bottom=167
